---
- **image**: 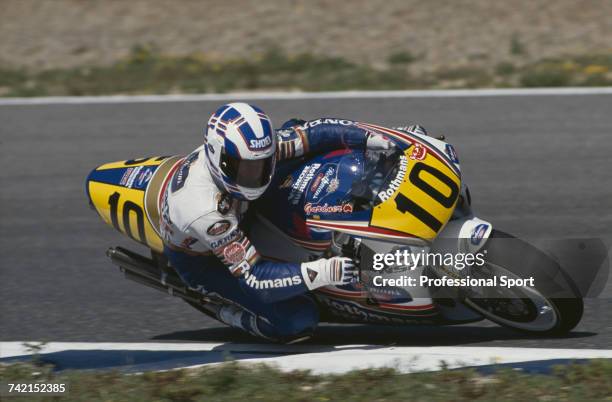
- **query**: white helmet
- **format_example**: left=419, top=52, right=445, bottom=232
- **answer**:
left=204, top=102, right=276, bottom=200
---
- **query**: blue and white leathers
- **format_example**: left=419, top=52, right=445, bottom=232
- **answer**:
left=161, top=109, right=400, bottom=342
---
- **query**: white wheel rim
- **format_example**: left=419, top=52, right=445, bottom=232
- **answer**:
left=464, top=262, right=559, bottom=332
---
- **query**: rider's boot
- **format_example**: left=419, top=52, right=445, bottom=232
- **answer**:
left=215, top=300, right=316, bottom=344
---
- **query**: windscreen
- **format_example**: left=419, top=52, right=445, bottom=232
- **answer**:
left=349, top=149, right=403, bottom=211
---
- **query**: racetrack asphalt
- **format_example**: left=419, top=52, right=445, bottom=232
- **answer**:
left=1, top=93, right=611, bottom=349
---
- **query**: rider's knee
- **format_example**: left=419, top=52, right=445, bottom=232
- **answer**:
left=260, top=296, right=319, bottom=343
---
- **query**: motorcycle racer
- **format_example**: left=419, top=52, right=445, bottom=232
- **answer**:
left=160, top=102, right=424, bottom=342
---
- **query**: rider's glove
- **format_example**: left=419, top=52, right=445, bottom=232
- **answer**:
left=300, top=257, right=357, bottom=290
left=393, top=124, right=428, bottom=137
left=365, top=132, right=395, bottom=150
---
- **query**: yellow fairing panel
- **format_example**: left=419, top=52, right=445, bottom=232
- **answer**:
left=86, top=156, right=182, bottom=253
left=370, top=146, right=461, bottom=240
left=95, top=157, right=170, bottom=171
left=89, top=182, right=164, bottom=251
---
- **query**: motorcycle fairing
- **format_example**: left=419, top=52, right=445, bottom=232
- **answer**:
left=357, top=122, right=461, bottom=177
left=257, top=150, right=372, bottom=248
left=261, top=136, right=461, bottom=247
left=86, top=156, right=181, bottom=252
left=316, top=293, right=440, bottom=324
left=368, top=145, right=461, bottom=241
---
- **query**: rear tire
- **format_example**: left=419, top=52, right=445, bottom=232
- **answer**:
left=463, top=230, right=583, bottom=336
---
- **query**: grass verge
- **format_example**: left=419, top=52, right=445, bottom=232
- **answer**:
left=2, top=359, right=612, bottom=401
left=1, top=46, right=611, bottom=97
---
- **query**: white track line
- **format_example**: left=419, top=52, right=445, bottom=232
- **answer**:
left=2, top=342, right=611, bottom=374
left=1, top=87, right=612, bottom=106
left=219, top=346, right=612, bottom=374
left=0, top=341, right=322, bottom=357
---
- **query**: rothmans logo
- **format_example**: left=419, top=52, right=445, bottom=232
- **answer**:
left=243, top=271, right=302, bottom=289
left=378, top=155, right=408, bottom=202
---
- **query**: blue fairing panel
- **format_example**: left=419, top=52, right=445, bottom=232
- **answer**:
left=256, top=149, right=372, bottom=243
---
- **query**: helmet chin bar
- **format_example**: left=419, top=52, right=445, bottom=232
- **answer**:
left=233, top=181, right=270, bottom=201
left=219, top=185, right=266, bottom=201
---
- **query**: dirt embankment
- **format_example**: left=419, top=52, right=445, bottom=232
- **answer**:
left=2, top=0, right=612, bottom=72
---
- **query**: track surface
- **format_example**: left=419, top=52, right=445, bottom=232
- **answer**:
left=1, top=94, right=611, bottom=348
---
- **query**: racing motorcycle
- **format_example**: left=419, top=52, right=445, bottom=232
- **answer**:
left=85, top=122, right=583, bottom=336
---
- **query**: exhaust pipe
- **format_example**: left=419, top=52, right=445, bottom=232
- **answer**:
left=106, top=247, right=220, bottom=313
left=107, top=247, right=186, bottom=290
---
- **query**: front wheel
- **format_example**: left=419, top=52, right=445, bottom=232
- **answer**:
left=462, top=231, right=583, bottom=335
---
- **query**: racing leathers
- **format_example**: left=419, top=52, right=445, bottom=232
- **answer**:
left=160, top=118, right=413, bottom=342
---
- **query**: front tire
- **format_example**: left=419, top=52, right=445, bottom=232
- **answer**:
left=463, top=230, right=583, bottom=335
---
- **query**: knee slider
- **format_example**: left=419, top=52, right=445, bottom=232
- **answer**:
left=260, top=296, right=319, bottom=342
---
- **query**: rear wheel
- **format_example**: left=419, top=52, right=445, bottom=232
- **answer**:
left=463, top=231, right=583, bottom=335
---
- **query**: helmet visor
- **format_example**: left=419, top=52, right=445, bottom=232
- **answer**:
left=220, top=149, right=274, bottom=188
